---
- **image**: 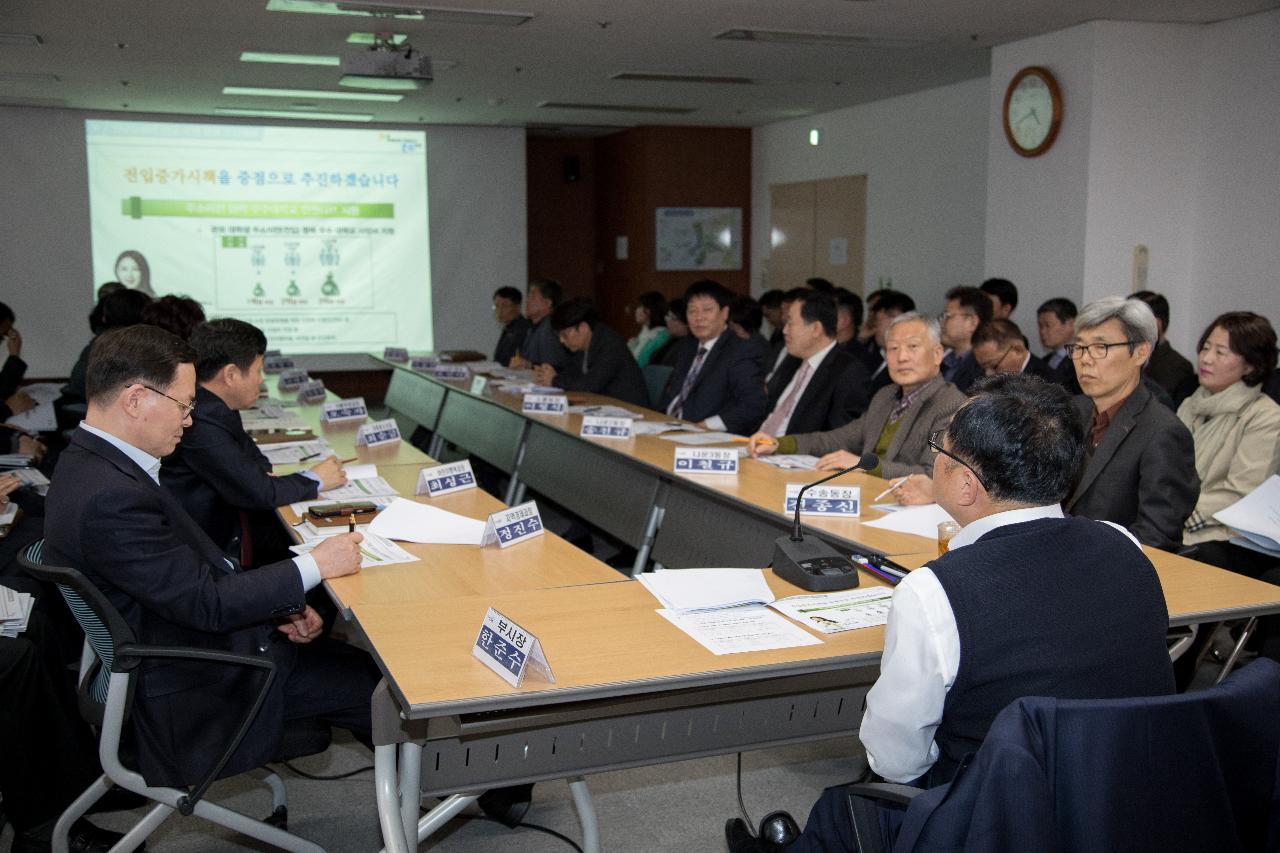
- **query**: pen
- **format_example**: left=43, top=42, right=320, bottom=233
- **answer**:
left=874, top=477, right=908, bottom=502
left=348, top=512, right=356, bottom=533
left=749, top=434, right=778, bottom=454
left=298, top=452, right=321, bottom=462
left=340, top=456, right=359, bottom=464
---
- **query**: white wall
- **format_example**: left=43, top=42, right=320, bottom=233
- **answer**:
left=751, top=77, right=990, bottom=315
left=0, top=106, right=526, bottom=375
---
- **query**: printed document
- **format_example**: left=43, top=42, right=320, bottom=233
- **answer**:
left=770, top=588, right=894, bottom=634
left=291, top=530, right=416, bottom=568
left=657, top=606, right=822, bottom=655
left=638, top=568, right=774, bottom=612
left=368, top=497, right=486, bottom=545
left=864, top=503, right=956, bottom=539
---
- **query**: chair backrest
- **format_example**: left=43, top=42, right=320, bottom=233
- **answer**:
left=642, top=364, right=674, bottom=409
left=896, top=658, right=1280, bottom=853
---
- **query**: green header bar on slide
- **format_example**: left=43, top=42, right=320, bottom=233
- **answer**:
left=120, top=196, right=394, bottom=219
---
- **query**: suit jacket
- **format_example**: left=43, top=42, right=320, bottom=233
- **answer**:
left=1066, top=383, right=1200, bottom=550
left=658, top=330, right=768, bottom=435
left=493, top=315, right=531, bottom=366
left=0, top=354, right=27, bottom=420
left=791, top=378, right=967, bottom=478
left=1023, top=353, right=1057, bottom=381
left=160, top=386, right=318, bottom=554
left=944, top=350, right=983, bottom=393
left=553, top=323, right=649, bottom=408
left=1145, top=339, right=1196, bottom=398
left=741, top=332, right=773, bottom=374
left=765, top=346, right=872, bottom=434
left=44, top=428, right=307, bottom=787
left=519, top=316, right=568, bottom=369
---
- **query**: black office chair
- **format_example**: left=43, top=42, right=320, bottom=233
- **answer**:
left=19, top=540, right=331, bottom=853
left=642, top=364, right=674, bottom=410
left=845, top=658, right=1280, bottom=852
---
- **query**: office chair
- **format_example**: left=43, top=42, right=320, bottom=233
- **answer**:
left=19, top=540, right=331, bottom=853
left=845, top=657, right=1280, bottom=853
left=642, top=364, right=673, bottom=410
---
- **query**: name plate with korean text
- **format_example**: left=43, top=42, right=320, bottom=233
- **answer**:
left=383, top=346, right=410, bottom=363
left=416, top=459, right=477, bottom=497
left=784, top=484, right=861, bottom=517
left=296, top=380, right=327, bottom=405
left=522, top=393, right=568, bottom=415
left=355, top=418, right=401, bottom=448
left=320, top=397, right=368, bottom=424
left=277, top=369, right=309, bottom=392
left=410, top=356, right=440, bottom=371
left=469, top=374, right=488, bottom=394
left=472, top=607, right=555, bottom=688
left=263, top=355, right=293, bottom=374
left=674, top=447, right=739, bottom=474
left=580, top=416, right=633, bottom=439
left=481, top=501, right=545, bottom=549
left=430, top=365, right=470, bottom=381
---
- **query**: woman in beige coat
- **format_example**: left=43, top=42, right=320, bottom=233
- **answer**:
left=1177, top=311, right=1280, bottom=574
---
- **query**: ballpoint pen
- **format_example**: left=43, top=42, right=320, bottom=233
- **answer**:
left=874, top=477, right=908, bottom=502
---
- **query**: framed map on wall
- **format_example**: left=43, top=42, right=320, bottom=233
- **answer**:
left=655, top=207, right=742, bottom=271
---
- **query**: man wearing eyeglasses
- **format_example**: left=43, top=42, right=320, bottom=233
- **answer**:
left=1063, top=296, right=1199, bottom=550
left=970, top=318, right=1057, bottom=380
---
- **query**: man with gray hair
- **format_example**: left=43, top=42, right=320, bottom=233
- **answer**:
left=750, top=311, right=965, bottom=477
left=1063, top=295, right=1199, bottom=550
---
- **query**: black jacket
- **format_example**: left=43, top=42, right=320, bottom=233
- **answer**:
left=494, top=316, right=531, bottom=366
left=658, top=330, right=768, bottom=435
left=764, top=345, right=871, bottom=433
left=553, top=324, right=650, bottom=408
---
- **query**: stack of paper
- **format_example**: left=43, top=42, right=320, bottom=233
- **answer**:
left=240, top=405, right=309, bottom=432
left=631, top=421, right=703, bottom=436
left=658, top=432, right=743, bottom=445
left=656, top=608, right=822, bottom=656
left=291, top=530, right=417, bottom=569
left=368, top=497, right=487, bottom=545
left=4, top=381, right=59, bottom=433
left=637, top=568, right=775, bottom=612
left=864, top=503, right=956, bottom=539
left=0, top=454, right=34, bottom=468
left=770, top=588, right=894, bottom=634
left=0, top=584, right=34, bottom=638
left=755, top=454, right=820, bottom=471
left=260, top=440, right=333, bottom=466
left=319, top=477, right=399, bottom=501
left=568, top=404, right=640, bottom=418
left=464, top=360, right=505, bottom=374
left=1215, top=475, right=1280, bottom=556
left=492, top=382, right=562, bottom=395
left=491, top=368, right=534, bottom=382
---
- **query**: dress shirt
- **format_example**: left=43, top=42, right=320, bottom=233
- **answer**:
left=1046, top=346, right=1068, bottom=370
left=77, top=421, right=321, bottom=590
left=672, top=333, right=730, bottom=431
left=765, top=341, right=835, bottom=436
left=1016, top=351, right=1031, bottom=374
left=1089, top=396, right=1128, bottom=450
left=859, top=503, right=1141, bottom=782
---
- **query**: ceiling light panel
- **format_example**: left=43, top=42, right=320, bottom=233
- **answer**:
left=346, top=32, right=409, bottom=45
left=338, top=75, right=421, bottom=91
left=240, top=51, right=341, bottom=66
left=714, top=28, right=930, bottom=48
left=215, top=107, right=373, bottom=122
left=538, top=102, right=696, bottom=115
left=270, top=0, right=533, bottom=26
left=223, top=86, right=403, bottom=102
left=0, top=72, right=60, bottom=83
left=611, top=72, right=757, bottom=85
left=0, top=33, right=42, bottom=47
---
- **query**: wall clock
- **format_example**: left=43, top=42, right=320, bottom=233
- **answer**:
left=1003, top=66, right=1062, bottom=157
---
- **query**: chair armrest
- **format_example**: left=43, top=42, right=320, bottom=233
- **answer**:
left=846, top=781, right=926, bottom=807
left=116, top=643, right=276, bottom=814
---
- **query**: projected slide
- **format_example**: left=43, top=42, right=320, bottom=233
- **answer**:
left=85, top=119, right=431, bottom=353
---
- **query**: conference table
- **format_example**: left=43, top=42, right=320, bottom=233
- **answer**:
left=261, top=365, right=1280, bottom=853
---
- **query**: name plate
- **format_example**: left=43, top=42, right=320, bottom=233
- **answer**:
left=429, top=365, right=470, bottom=381
left=320, top=396, right=368, bottom=424
left=263, top=355, right=293, bottom=374
left=469, top=374, right=488, bottom=394
left=415, top=459, right=477, bottom=497
left=522, top=393, right=568, bottom=415
left=674, top=447, right=739, bottom=474
left=383, top=346, right=409, bottom=363
left=472, top=607, right=555, bottom=688
left=580, top=416, right=633, bottom=439
left=481, top=500, right=545, bottom=548
left=296, top=380, right=327, bottom=404
left=410, top=356, right=440, bottom=371
left=277, top=369, right=309, bottom=392
left=784, top=484, right=861, bottom=517
left=355, top=418, right=401, bottom=448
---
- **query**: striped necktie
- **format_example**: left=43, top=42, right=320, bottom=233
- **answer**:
left=668, top=346, right=708, bottom=418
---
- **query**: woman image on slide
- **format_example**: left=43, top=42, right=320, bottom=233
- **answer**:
left=114, top=249, right=154, bottom=296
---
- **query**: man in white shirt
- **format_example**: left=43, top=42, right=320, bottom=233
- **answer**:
left=727, top=373, right=1174, bottom=852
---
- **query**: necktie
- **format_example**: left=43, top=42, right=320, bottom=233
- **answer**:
left=668, top=346, right=708, bottom=418
left=760, top=361, right=811, bottom=436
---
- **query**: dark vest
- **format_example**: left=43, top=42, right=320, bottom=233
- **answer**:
left=930, top=516, right=1175, bottom=783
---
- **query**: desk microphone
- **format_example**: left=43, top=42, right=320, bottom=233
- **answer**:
left=771, top=453, right=879, bottom=592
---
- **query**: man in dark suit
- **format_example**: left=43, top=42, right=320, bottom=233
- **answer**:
left=492, top=286, right=531, bottom=367
left=759, top=290, right=870, bottom=436
left=863, top=290, right=917, bottom=394
left=729, top=295, right=773, bottom=373
left=532, top=296, right=649, bottom=408
left=938, top=286, right=993, bottom=393
left=161, top=319, right=347, bottom=561
left=728, top=374, right=1175, bottom=853
left=1131, top=290, right=1196, bottom=402
left=511, top=277, right=568, bottom=370
left=1036, top=297, right=1078, bottom=391
left=44, top=325, right=375, bottom=789
left=658, top=279, right=767, bottom=435
left=971, top=318, right=1057, bottom=380
left=1064, top=296, right=1199, bottom=550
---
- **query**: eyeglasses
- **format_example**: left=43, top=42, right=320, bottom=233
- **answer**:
left=1065, top=340, right=1140, bottom=360
left=137, top=384, right=196, bottom=416
left=978, top=345, right=1013, bottom=374
left=928, top=429, right=989, bottom=491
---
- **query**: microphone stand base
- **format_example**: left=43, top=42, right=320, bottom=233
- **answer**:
left=771, top=535, right=861, bottom=592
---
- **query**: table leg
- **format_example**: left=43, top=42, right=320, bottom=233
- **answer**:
left=416, top=793, right=479, bottom=843
left=398, top=742, right=422, bottom=845
left=568, top=777, right=599, bottom=853
left=375, top=743, right=412, bottom=853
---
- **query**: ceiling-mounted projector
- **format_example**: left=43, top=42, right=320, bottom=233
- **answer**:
left=341, top=45, right=433, bottom=82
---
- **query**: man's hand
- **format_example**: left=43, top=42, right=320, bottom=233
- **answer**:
left=747, top=432, right=779, bottom=458
left=5, top=328, right=21, bottom=357
left=815, top=450, right=860, bottom=471
left=508, top=354, right=529, bottom=370
left=5, top=393, right=34, bottom=415
left=0, top=473, right=20, bottom=504
left=892, top=473, right=935, bottom=506
left=531, top=364, right=556, bottom=386
left=309, top=455, right=347, bottom=491
left=17, top=435, right=45, bottom=464
left=311, top=533, right=364, bottom=579
left=276, top=606, right=324, bottom=644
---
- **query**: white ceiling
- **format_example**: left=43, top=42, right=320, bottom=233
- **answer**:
left=1, top=0, right=1275, bottom=132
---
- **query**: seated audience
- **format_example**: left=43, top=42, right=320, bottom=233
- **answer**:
left=533, top=297, right=649, bottom=408
left=0, top=301, right=34, bottom=420
left=865, top=291, right=917, bottom=394
left=1064, top=296, right=1199, bottom=550
left=751, top=312, right=964, bottom=477
left=627, top=290, right=670, bottom=368
left=140, top=294, right=205, bottom=340
left=852, top=288, right=892, bottom=370
left=729, top=295, right=772, bottom=372
left=758, top=290, right=870, bottom=436
left=979, top=277, right=1017, bottom=319
left=1037, top=297, right=1080, bottom=391
left=728, top=374, right=1175, bottom=853
left=160, top=319, right=347, bottom=560
left=658, top=279, right=767, bottom=435
left=511, top=277, right=567, bottom=370
left=57, top=288, right=152, bottom=426
left=938, top=286, right=993, bottom=392
left=652, top=298, right=688, bottom=367
left=1131, top=290, right=1197, bottom=405
left=764, top=288, right=807, bottom=384
left=971, top=318, right=1057, bottom=379
left=804, top=277, right=836, bottom=294
left=759, top=289, right=785, bottom=354
left=492, top=286, right=531, bottom=367
left=1177, top=312, right=1280, bottom=572
left=832, top=288, right=863, bottom=353
left=88, top=281, right=125, bottom=336
left=44, top=325, right=376, bottom=789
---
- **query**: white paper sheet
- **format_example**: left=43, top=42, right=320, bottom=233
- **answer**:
left=319, top=477, right=399, bottom=501
left=260, top=440, right=332, bottom=465
left=770, top=588, right=894, bottom=634
left=656, top=606, right=822, bottom=655
left=631, top=421, right=702, bottom=436
left=464, top=360, right=505, bottom=374
left=755, top=454, right=820, bottom=471
left=4, top=381, right=59, bottom=433
left=568, top=405, right=640, bottom=419
left=291, top=530, right=417, bottom=568
left=368, top=497, right=487, bottom=545
left=342, top=463, right=378, bottom=481
left=863, top=503, right=956, bottom=540
left=637, top=568, right=775, bottom=613
left=1215, top=474, right=1280, bottom=551
left=658, top=431, right=744, bottom=445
